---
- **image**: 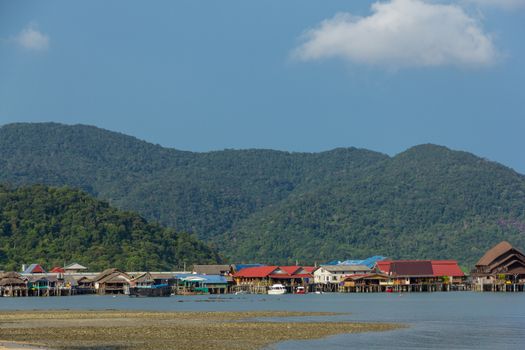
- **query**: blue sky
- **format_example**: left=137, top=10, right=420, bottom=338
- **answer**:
left=1, top=0, right=524, bottom=173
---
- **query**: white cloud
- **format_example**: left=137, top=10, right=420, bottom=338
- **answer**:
left=465, top=0, right=525, bottom=10
left=14, top=24, right=49, bottom=51
left=293, top=0, right=498, bottom=69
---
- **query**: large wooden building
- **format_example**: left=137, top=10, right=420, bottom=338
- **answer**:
left=471, top=241, right=525, bottom=292
left=233, top=266, right=314, bottom=293
left=376, top=260, right=465, bottom=292
left=0, top=272, right=28, bottom=297
left=92, top=268, right=132, bottom=295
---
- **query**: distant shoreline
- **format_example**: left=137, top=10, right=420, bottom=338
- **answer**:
left=0, top=310, right=402, bottom=350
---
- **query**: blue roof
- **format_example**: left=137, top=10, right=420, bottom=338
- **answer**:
left=324, top=256, right=387, bottom=269
left=234, top=264, right=266, bottom=271
left=175, top=274, right=227, bottom=284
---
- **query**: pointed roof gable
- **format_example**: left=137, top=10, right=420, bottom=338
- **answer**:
left=93, top=268, right=130, bottom=283
left=376, top=261, right=392, bottom=274
left=64, top=263, right=88, bottom=270
left=476, top=241, right=514, bottom=266
left=23, top=264, right=46, bottom=274
left=132, top=272, right=155, bottom=283
left=280, top=266, right=302, bottom=275
left=302, top=266, right=318, bottom=273
left=50, top=266, right=65, bottom=273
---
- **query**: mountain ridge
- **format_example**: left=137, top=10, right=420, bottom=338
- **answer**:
left=1, top=122, right=524, bottom=266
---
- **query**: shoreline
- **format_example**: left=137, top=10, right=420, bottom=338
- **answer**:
left=0, top=310, right=403, bottom=349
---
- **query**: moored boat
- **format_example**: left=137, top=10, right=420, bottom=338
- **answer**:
left=267, top=284, right=286, bottom=295
left=128, top=284, right=171, bottom=297
left=295, top=286, right=306, bottom=294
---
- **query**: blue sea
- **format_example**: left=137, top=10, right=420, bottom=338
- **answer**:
left=1, top=292, right=524, bottom=349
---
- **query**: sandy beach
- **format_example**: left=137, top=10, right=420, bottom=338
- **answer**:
left=0, top=310, right=402, bottom=349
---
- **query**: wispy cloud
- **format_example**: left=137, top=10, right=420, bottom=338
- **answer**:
left=464, top=0, right=525, bottom=10
left=293, top=0, right=498, bottom=69
left=14, top=24, right=50, bottom=51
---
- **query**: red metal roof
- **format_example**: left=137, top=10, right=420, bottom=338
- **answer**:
left=376, top=261, right=392, bottom=274
left=234, top=266, right=279, bottom=278
left=50, top=267, right=65, bottom=273
left=23, top=264, right=46, bottom=274
left=268, top=273, right=312, bottom=279
left=279, top=266, right=302, bottom=275
left=431, top=260, right=464, bottom=277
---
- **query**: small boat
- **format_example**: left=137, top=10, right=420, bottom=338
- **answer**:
left=295, top=286, right=306, bottom=294
left=128, top=284, right=171, bottom=297
left=267, top=284, right=286, bottom=295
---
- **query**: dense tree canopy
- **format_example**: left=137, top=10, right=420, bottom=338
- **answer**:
left=1, top=123, right=525, bottom=267
left=0, top=185, right=219, bottom=271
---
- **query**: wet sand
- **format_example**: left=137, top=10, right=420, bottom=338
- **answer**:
left=0, top=310, right=402, bottom=349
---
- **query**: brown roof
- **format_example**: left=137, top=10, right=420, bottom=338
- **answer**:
left=0, top=278, right=26, bottom=286
left=132, top=272, right=154, bottom=283
left=390, top=261, right=433, bottom=277
left=192, top=265, right=231, bottom=275
left=100, top=274, right=131, bottom=284
left=0, top=271, right=22, bottom=279
left=0, top=272, right=26, bottom=286
left=476, top=241, right=519, bottom=266
left=93, top=268, right=130, bottom=284
left=92, top=268, right=120, bottom=282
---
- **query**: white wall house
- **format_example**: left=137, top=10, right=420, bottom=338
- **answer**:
left=313, top=265, right=373, bottom=284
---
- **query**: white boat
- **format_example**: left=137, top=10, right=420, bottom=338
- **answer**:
left=267, top=284, right=287, bottom=295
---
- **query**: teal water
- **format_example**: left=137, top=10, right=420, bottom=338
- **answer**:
left=1, top=292, right=524, bottom=349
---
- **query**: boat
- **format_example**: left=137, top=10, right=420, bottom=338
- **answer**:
left=267, top=284, right=286, bottom=295
left=128, top=284, right=171, bottom=297
left=295, top=286, right=306, bottom=294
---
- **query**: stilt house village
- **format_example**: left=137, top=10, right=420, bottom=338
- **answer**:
left=1, top=241, right=524, bottom=297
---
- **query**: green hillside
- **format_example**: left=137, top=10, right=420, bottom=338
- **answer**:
left=0, top=185, right=219, bottom=271
left=0, top=123, right=386, bottom=240
left=1, top=122, right=525, bottom=267
left=222, top=145, right=525, bottom=266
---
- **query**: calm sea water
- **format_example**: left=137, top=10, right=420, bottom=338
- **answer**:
left=1, top=292, right=524, bottom=349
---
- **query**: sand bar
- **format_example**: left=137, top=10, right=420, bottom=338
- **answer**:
left=0, top=311, right=403, bottom=349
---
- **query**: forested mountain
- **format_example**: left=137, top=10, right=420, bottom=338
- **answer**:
left=0, top=185, right=219, bottom=271
left=0, top=123, right=386, bottom=240
left=1, top=122, right=524, bottom=267
left=222, top=145, right=525, bottom=266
